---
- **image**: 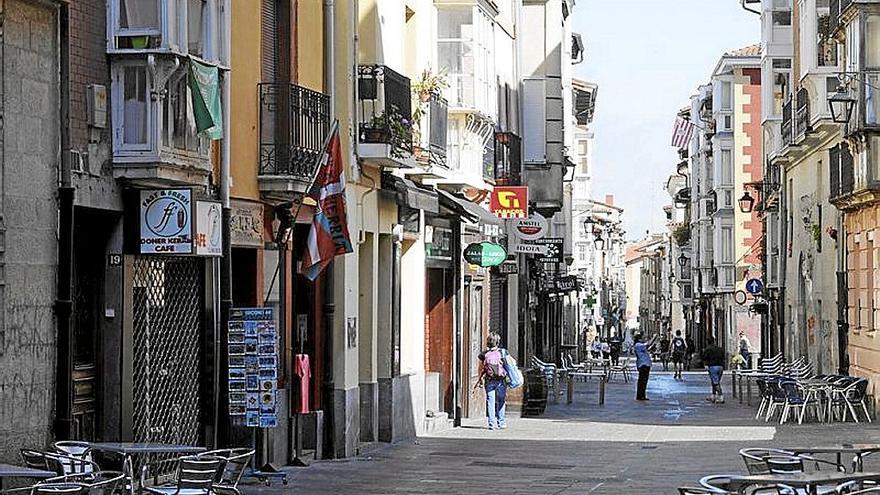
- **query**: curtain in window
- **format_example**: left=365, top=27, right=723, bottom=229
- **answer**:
left=121, top=0, right=159, bottom=30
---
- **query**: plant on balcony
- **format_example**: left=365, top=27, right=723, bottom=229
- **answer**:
left=412, top=69, right=449, bottom=102
left=672, top=224, right=690, bottom=246
left=363, top=105, right=413, bottom=159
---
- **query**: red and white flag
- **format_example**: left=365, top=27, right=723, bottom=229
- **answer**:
left=671, top=116, right=695, bottom=149
left=300, top=121, right=353, bottom=281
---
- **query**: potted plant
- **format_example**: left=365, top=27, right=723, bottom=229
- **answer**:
left=730, top=354, right=746, bottom=370
left=412, top=69, right=449, bottom=103
left=362, top=105, right=413, bottom=159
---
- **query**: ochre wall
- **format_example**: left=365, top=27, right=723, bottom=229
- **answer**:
left=229, top=0, right=261, bottom=200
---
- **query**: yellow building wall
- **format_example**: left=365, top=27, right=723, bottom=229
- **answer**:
left=846, top=205, right=880, bottom=412
left=229, top=0, right=262, bottom=200
left=297, top=1, right=324, bottom=92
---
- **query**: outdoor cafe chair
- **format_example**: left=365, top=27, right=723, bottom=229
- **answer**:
left=830, top=378, right=872, bottom=424
left=139, top=456, right=223, bottom=495
left=764, top=379, right=793, bottom=422
left=20, top=451, right=101, bottom=478
left=741, top=449, right=845, bottom=475
left=195, top=449, right=253, bottom=495
left=32, top=483, right=89, bottom=495
left=39, top=472, right=124, bottom=495
left=52, top=443, right=95, bottom=477
left=700, top=475, right=798, bottom=494
left=779, top=381, right=824, bottom=424
left=835, top=480, right=880, bottom=494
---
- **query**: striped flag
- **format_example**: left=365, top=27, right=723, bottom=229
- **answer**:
left=671, top=116, right=695, bottom=149
left=300, top=121, right=353, bottom=281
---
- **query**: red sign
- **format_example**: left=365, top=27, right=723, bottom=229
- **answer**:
left=490, top=187, right=528, bottom=219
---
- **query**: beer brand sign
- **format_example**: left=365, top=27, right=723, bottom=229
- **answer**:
left=140, top=189, right=193, bottom=254
left=490, top=187, right=528, bottom=219
left=510, top=213, right=548, bottom=241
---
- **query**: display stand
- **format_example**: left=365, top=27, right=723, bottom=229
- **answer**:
left=227, top=307, right=288, bottom=486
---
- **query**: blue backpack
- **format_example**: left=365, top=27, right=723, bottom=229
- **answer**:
left=502, top=349, right=523, bottom=389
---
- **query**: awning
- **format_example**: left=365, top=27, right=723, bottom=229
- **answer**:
left=437, top=191, right=502, bottom=226
left=383, top=174, right=439, bottom=213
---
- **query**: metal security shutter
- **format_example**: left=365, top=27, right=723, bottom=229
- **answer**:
left=490, top=276, right=506, bottom=336
left=131, top=257, right=204, bottom=451
left=261, top=0, right=277, bottom=82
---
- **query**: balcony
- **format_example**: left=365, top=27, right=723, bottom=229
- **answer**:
left=258, top=83, right=331, bottom=201
left=795, top=87, right=811, bottom=141
left=829, top=142, right=855, bottom=204
left=357, top=65, right=416, bottom=168
left=830, top=0, right=855, bottom=36
left=782, top=98, right=793, bottom=146
left=494, top=132, right=522, bottom=186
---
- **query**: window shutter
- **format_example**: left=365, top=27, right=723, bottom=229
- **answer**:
left=522, top=78, right=546, bottom=164
left=261, top=0, right=277, bottom=82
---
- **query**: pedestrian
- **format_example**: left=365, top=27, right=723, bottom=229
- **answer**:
left=591, top=336, right=602, bottom=359
left=601, top=339, right=611, bottom=361
left=659, top=332, right=671, bottom=371
left=634, top=332, right=659, bottom=401
left=685, top=335, right=696, bottom=371
left=738, top=331, right=751, bottom=369
left=701, top=336, right=726, bottom=403
left=609, top=335, right=622, bottom=366
left=476, top=332, right=508, bottom=430
left=670, top=330, right=686, bottom=380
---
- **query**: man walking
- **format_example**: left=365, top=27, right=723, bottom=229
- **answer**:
left=701, top=336, right=726, bottom=403
left=634, top=333, right=658, bottom=401
left=738, top=331, right=752, bottom=369
left=670, top=330, right=686, bottom=380
left=659, top=332, right=671, bottom=371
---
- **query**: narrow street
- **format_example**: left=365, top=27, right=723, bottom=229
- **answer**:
left=245, top=373, right=878, bottom=494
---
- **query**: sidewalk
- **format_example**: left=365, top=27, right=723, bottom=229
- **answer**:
left=241, top=372, right=880, bottom=494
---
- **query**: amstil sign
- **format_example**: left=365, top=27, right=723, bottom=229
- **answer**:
left=511, top=213, right=548, bottom=241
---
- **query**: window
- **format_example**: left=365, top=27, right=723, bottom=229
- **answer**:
left=867, top=15, right=880, bottom=69
left=579, top=246, right=587, bottom=262
left=720, top=149, right=732, bottom=185
left=122, top=66, right=149, bottom=147
left=772, top=12, right=792, bottom=26
left=108, top=0, right=222, bottom=63
left=437, top=7, right=495, bottom=114
left=722, top=227, right=734, bottom=263
left=721, top=82, right=732, bottom=110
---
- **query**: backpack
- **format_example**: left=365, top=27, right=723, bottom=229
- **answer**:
left=484, top=348, right=507, bottom=380
left=502, top=349, right=523, bottom=389
left=672, top=337, right=686, bottom=356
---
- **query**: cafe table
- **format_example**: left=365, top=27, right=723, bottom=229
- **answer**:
left=0, top=464, right=55, bottom=491
left=789, top=444, right=880, bottom=472
left=87, top=442, right=206, bottom=495
left=703, top=471, right=880, bottom=495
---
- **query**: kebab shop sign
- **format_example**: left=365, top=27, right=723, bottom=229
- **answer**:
left=140, top=189, right=194, bottom=254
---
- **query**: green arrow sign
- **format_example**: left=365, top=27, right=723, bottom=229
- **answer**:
left=463, top=242, right=507, bottom=267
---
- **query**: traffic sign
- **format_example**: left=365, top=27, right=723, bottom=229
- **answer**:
left=734, top=290, right=747, bottom=305
left=745, top=278, right=764, bottom=295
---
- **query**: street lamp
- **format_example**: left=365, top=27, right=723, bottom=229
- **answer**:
left=828, top=85, right=857, bottom=124
left=583, top=216, right=594, bottom=235
left=676, top=160, right=689, bottom=177
left=677, top=253, right=688, bottom=267
left=594, top=234, right=605, bottom=250
left=738, top=191, right=755, bottom=214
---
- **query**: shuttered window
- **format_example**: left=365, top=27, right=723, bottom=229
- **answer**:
left=261, top=0, right=277, bottom=82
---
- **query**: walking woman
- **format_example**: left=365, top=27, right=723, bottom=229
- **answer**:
left=701, top=336, right=726, bottom=403
left=634, top=333, right=659, bottom=401
left=477, top=332, right=509, bottom=430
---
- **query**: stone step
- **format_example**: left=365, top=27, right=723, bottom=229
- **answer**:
left=423, top=411, right=453, bottom=435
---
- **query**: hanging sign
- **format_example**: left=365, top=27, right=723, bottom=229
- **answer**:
left=490, top=186, right=528, bottom=219
left=194, top=201, right=223, bottom=256
left=496, top=262, right=518, bottom=275
left=463, top=242, right=508, bottom=267
left=510, top=213, right=548, bottom=241
left=230, top=200, right=264, bottom=248
left=140, top=189, right=193, bottom=254
left=536, top=237, right=564, bottom=263
left=227, top=308, right=279, bottom=428
left=512, top=243, right=549, bottom=255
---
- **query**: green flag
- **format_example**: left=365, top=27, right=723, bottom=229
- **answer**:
left=188, top=59, right=223, bottom=140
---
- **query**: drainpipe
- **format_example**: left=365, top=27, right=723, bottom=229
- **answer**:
left=54, top=1, right=74, bottom=440
left=217, top=0, right=232, bottom=449
left=321, top=0, right=337, bottom=459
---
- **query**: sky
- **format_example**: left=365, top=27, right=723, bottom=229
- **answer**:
left=571, top=0, right=760, bottom=241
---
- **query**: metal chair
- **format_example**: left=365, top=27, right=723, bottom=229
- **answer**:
left=700, top=475, right=797, bottom=494
left=830, top=378, right=872, bottom=424
left=39, top=472, right=125, bottom=495
left=32, top=483, right=89, bottom=495
left=52, top=443, right=95, bottom=477
left=195, top=450, right=253, bottom=495
left=835, top=481, right=880, bottom=494
left=139, top=456, right=222, bottom=495
left=21, top=451, right=101, bottom=477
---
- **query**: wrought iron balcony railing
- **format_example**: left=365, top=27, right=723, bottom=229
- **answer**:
left=357, top=65, right=413, bottom=157
left=258, top=83, right=331, bottom=181
left=830, top=0, right=854, bottom=35
left=795, top=87, right=811, bottom=139
left=494, top=132, right=522, bottom=186
left=782, top=98, right=793, bottom=146
left=428, top=94, right=448, bottom=167
left=829, top=141, right=855, bottom=201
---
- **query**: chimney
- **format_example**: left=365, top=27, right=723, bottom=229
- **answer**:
left=605, top=194, right=614, bottom=206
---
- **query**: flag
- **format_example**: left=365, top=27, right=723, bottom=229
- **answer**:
left=300, top=121, right=353, bottom=281
left=188, top=59, right=223, bottom=140
left=671, top=116, right=694, bottom=149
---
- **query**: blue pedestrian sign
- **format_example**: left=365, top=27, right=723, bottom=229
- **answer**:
left=745, top=278, right=764, bottom=295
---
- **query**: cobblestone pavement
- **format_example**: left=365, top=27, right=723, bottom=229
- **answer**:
left=242, top=370, right=880, bottom=494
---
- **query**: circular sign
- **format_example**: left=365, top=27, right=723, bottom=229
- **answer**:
left=463, top=242, right=508, bottom=267
left=512, top=213, right=548, bottom=241
left=745, top=278, right=764, bottom=295
left=145, top=194, right=189, bottom=237
left=734, top=290, right=747, bottom=305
